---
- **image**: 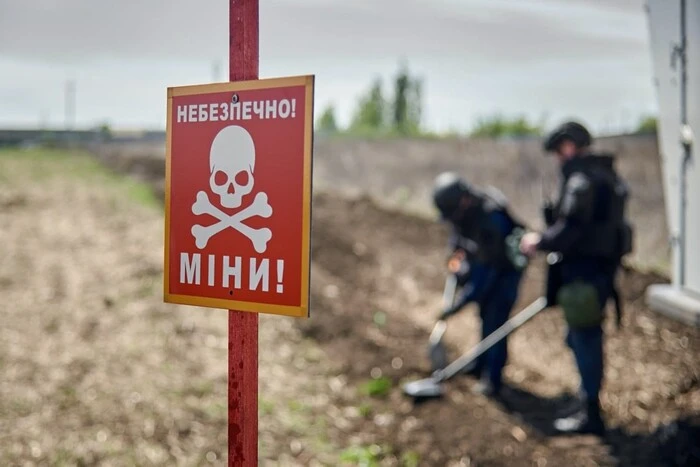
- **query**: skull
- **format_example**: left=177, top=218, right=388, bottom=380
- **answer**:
left=209, top=125, right=256, bottom=209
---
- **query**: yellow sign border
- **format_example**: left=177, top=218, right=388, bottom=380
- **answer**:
left=163, top=75, right=314, bottom=318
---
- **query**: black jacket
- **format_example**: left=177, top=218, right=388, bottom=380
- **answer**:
left=538, top=153, right=626, bottom=261
left=449, top=189, right=523, bottom=268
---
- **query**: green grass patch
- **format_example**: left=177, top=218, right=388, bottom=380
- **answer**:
left=50, top=448, right=77, bottom=466
left=400, top=450, right=421, bottom=467
left=0, top=147, right=159, bottom=208
left=1, top=147, right=105, bottom=179
left=359, top=376, right=392, bottom=398
left=358, top=403, right=373, bottom=418
left=259, top=397, right=275, bottom=416
left=121, top=180, right=160, bottom=208
left=204, top=402, right=227, bottom=420
left=287, top=399, right=311, bottom=413
left=339, top=444, right=419, bottom=467
left=372, top=311, right=387, bottom=327
left=340, top=444, right=386, bottom=466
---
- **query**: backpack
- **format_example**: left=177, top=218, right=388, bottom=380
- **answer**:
left=560, top=153, right=634, bottom=262
left=480, top=186, right=529, bottom=271
left=591, top=153, right=634, bottom=261
left=584, top=153, right=634, bottom=327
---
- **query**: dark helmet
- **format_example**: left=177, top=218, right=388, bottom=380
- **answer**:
left=432, top=171, right=471, bottom=219
left=543, top=121, right=592, bottom=152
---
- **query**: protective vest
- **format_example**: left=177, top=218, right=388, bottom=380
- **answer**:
left=553, top=153, right=633, bottom=261
left=543, top=154, right=633, bottom=327
left=454, top=186, right=527, bottom=271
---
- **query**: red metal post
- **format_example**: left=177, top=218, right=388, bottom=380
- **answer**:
left=228, top=0, right=259, bottom=465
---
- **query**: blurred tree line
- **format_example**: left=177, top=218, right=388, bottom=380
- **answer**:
left=316, top=61, right=423, bottom=137
left=634, top=115, right=658, bottom=134
left=316, top=61, right=659, bottom=139
left=468, top=115, right=544, bottom=139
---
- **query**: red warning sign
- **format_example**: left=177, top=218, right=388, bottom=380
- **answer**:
left=164, top=75, right=314, bottom=317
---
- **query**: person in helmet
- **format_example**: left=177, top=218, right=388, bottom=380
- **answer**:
left=520, top=120, right=633, bottom=436
left=432, top=172, right=527, bottom=397
left=542, top=120, right=592, bottom=154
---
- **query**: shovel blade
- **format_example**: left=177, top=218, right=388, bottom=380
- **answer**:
left=427, top=320, right=449, bottom=371
left=428, top=341, right=448, bottom=372
left=402, top=377, right=444, bottom=399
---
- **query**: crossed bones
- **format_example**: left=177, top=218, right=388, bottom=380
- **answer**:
left=191, top=191, right=272, bottom=253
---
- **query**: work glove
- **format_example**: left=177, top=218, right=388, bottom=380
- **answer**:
left=447, top=250, right=467, bottom=273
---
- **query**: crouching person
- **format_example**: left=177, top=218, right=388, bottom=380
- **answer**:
left=432, top=172, right=527, bottom=397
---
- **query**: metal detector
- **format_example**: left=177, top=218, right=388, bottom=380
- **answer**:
left=403, top=296, right=548, bottom=399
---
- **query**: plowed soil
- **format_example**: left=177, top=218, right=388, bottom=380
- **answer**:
left=1, top=149, right=698, bottom=466
left=305, top=191, right=700, bottom=467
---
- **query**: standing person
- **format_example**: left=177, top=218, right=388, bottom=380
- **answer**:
left=432, top=172, right=528, bottom=397
left=520, top=121, right=633, bottom=436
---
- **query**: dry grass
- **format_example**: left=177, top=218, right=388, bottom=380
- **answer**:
left=0, top=149, right=343, bottom=466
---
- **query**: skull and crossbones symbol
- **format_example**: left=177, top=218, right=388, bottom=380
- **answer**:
left=190, top=125, right=273, bottom=253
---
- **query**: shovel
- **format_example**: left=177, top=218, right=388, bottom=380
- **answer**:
left=404, top=296, right=548, bottom=399
left=427, top=273, right=458, bottom=372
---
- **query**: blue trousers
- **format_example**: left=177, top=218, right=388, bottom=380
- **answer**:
left=566, top=326, right=603, bottom=402
left=475, top=271, right=521, bottom=390
left=560, top=259, right=613, bottom=403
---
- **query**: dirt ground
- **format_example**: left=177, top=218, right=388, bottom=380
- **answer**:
left=305, top=191, right=700, bottom=466
left=1, top=148, right=699, bottom=466
left=0, top=150, right=346, bottom=466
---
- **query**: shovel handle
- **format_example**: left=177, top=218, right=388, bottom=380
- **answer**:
left=434, top=297, right=548, bottom=382
left=442, top=273, right=458, bottom=309
left=429, top=319, right=447, bottom=345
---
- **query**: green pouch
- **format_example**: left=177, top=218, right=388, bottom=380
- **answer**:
left=505, top=227, right=529, bottom=271
left=557, top=281, right=602, bottom=328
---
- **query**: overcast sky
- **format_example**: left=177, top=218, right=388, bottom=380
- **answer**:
left=0, top=0, right=657, bottom=134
